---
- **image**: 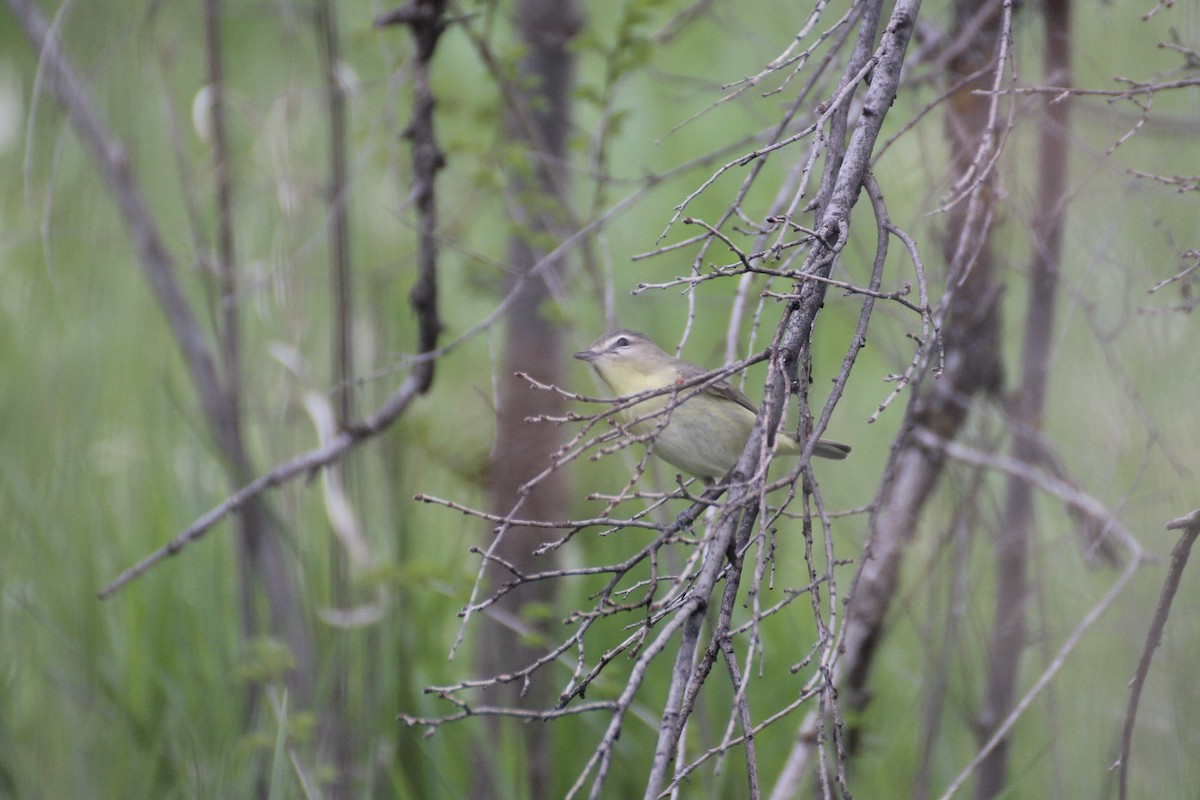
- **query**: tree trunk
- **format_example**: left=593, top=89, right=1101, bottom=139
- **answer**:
left=477, top=2, right=582, bottom=798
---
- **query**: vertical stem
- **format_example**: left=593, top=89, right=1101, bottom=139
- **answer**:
left=373, top=0, right=449, bottom=385
left=317, top=0, right=354, bottom=423
left=203, top=0, right=251, bottom=644
left=402, top=2, right=447, bottom=387
left=202, top=0, right=317, bottom=718
left=203, top=0, right=279, bottom=728
left=204, top=0, right=240, bottom=413
left=975, top=0, right=1071, bottom=796
left=315, top=1, right=354, bottom=795
left=375, top=7, right=450, bottom=795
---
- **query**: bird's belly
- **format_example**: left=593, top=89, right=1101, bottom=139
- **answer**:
left=624, top=400, right=751, bottom=479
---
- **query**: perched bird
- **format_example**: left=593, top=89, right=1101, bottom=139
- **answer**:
left=574, top=330, right=850, bottom=480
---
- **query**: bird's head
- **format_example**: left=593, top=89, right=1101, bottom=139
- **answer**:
left=573, top=330, right=675, bottom=393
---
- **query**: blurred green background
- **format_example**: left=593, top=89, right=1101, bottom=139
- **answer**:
left=1, top=0, right=1199, bottom=797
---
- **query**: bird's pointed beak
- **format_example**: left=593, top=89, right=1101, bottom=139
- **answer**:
left=573, top=348, right=598, bottom=362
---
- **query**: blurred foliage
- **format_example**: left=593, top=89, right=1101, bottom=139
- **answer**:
left=1, top=0, right=1199, bottom=798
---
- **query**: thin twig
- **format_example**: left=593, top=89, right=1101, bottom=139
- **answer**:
left=1115, top=507, right=1200, bottom=800
left=99, top=380, right=424, bottom=598
left=936, top=547, right=1143, bottom=800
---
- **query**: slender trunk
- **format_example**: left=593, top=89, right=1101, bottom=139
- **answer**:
left=477, top=2, right=581, bottom=798
left=975, top=0, right=1071, bottom=795
left=204, top=0, right=316, bottom=724
left=315, top=0, right=355, bottom=795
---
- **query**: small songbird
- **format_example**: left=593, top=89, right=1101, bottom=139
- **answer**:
left=574, top=330, right=850, bottom=480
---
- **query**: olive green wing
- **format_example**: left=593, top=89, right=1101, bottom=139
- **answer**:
left=674, top=361, right=759, bottom=414
left=675, top=359, right=851, bottom=459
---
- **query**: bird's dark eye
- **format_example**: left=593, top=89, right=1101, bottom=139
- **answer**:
left=615, top=337, right=630, bottom=348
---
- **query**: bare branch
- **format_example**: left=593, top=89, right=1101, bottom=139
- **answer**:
left=98, top=380, right=423, bottom=598
left=937, top=546, right=1143, bottom=800
left=1115, top=507, right=1200, bottom=800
